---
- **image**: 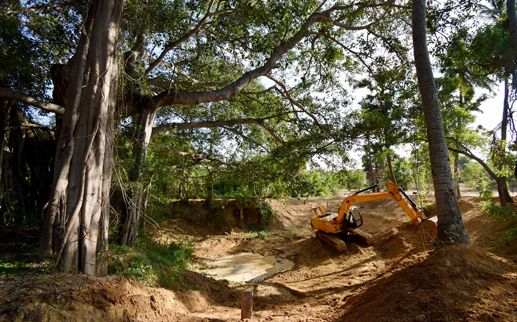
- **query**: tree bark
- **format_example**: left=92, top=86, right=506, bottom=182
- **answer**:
left=386, top=151, right=396, bottom=183
left=507, top=0, right=517, bottom=68
left=119, top=107, right=155, bottom=245
left=412, top=0, right=468, bottom=243
left=40, top=0, right=123, bottom=275
left=498, top=76, right=513, bottom=205
left=0, top=99, right=11, bottom=227
left=453, top=150, right=461, bottom=199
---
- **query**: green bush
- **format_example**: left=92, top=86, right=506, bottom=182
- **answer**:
left=501, top=227, right=517, bottom=246
left=482, top=202, right=517, bottom=220
left=480, top=188, right=517, bottom=220
left=257, top=200, right=277, bottom=227
left=109, top=237, right=193, bottom=288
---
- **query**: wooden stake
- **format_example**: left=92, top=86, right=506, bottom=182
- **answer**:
left=240, top=287, right=254, bottom=320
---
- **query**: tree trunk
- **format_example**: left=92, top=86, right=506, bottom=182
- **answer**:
left=118, top=107, right=155, bottom=245
left=0, top=99, right=11, bottom=227
left=1, top=107, right=32, bottom=225
left=206, top=170, right=213, bottom=209
left=507, top=0, right=517, bottom=69
left=498, top=76, right=513, bottom=205
left=39, top=0, right=123, bottom=275
left=386, top=151, right=396, bottom=183
left=453, top=150, right=461, bottom=199
left=412, top=0, right=468, bottom=243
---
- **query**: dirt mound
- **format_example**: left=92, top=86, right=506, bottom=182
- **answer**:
left=458, top=197, right=478, bottom=213
left=0, top=272, right=237, bottom=322
left=339, top=245, right=517, bottom=322
left=460, top=197, right=517, bottom=262
left=267, top=199, right=314, bottom=237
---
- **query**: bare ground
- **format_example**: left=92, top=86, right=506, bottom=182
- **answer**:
left=1, top=196, right=516, bottom=321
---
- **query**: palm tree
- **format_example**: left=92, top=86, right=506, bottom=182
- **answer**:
left=412, top=0, right=469, bottom=243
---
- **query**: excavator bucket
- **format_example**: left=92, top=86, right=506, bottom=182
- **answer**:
left=417, top=218, right=438, bottom=242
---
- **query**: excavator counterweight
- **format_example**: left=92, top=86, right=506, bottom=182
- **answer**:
left=311, top=180, right=437, bottom=252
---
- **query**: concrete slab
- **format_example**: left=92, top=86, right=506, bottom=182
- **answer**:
left=196, top=252, right=294, bottom=283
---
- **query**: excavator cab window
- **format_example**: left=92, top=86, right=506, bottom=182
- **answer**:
left=344, top=206, right=363, bottom=229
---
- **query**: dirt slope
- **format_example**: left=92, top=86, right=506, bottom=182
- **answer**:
left=1, top=196, right=516, bottom=321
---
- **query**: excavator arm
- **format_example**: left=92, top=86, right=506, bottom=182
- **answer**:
left=311, top=180, right=432, bottom=244
left=336, top=180, right=424, bottom=224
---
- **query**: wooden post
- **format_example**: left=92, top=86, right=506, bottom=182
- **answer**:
left=240, top=287, right=254, bottom=320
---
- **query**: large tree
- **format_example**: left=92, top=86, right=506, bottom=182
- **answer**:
left=114, top=0, right=394, bottom=244
left=412, top=0, right=469, bottom=243
left=39, top=0, right=124, bottom=274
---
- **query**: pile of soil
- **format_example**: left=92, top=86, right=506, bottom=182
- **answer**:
left=0, top=272, right=237, bottom=322
left=339, top=245, right=517, bottom=321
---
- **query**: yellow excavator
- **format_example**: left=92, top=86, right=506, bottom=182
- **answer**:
left=310, top=180, right=437, bottom=251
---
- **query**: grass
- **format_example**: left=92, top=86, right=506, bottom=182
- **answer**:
left=108, top=236, right=193, bottom=289
left=244, top=227, right=271, bottom=239
left=0, top=254, right=52, bottom=275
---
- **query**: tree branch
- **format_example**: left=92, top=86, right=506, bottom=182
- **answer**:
left=149, top=1, right=390, bottom=108
left=267, top=76, right=331, bottom=135
left=144, top=0, right=216, bottom=76
left=154, top=115, right=287, bottom=145
left=221, top=125, right=271, bottom=153
left=415, top=135, right=500, bottom=182
left=448, top=145, right=498, bottom=181
left=0, top=87, right=65, bottom=115
left=323, top=33, right=375, bottom=75
left=153, top=5, right=360, bottom=107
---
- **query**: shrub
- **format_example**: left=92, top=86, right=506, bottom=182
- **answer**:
left=108, top=236, right=193, bottom=288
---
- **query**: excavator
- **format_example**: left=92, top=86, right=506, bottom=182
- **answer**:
left=310, top=180, right=437, bottom=251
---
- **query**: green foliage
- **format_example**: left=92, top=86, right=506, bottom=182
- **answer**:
left=482, top=201, right=517, bottom=220
left=480, top=185, right=517, bottom=220
left=256, top=200, right=276, bottom=227
left=389, top=155, right=413, bottom=190
left=341, top=170, right=367, bottom=190
left=469, top=21, right=511, bottom=74
left=461, top=158, right=492, bottom=191
left=479, top=187, right=494, bottom=202
left=0, top=254, right=52, bottom=275
left=244, top=228, right=271, bottom=240
left=501, top=227, right=517, bottom=246
left=293, top=171, right=342, bottom=197
left=108, top=236, right=193, bottom=289
left=1, top=1, right=79, bottom=93
left=421, top=203, right=437, bottom=218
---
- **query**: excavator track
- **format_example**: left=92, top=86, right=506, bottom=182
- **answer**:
left=316, top=231, right=347, bottom=252
left=350, top=229, right=375, bottom=246
left=316, top=229, right=375, bottom=252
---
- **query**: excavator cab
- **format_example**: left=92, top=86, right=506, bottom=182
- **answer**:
left=344, top=206, right=363, bottom=229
